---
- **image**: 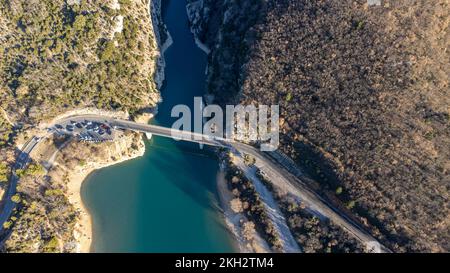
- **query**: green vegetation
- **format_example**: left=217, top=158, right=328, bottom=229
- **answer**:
left=78, top=159, right=87, bottom=167
left=3, top=221, right=12, bottom=229
left=11, top=194, right=21, bottom=203
left=279, top=196, right=366, bottom=253
left=1, top=0, right=158, bottom=253
left=44, top=189, right=64, bottom=196
left=119, top=0, right=132, bottom=5
left=225, top=157, right=282, bottom=251
left=0, top=115, right=13, bottom=146
left=424, top=130, right=436, bottom=140
left=99, top=41, right=116, bottom=62
left=16, top=163, right=45, bottom=178
left=243, top=154, right=256, bottom=166
left=355, top=20, right=365, bottom=30
left=285, top=93, right=292, bottom=102
left=5, top=183, right=78, bottom=252
left=73, top=14, right=87, bottom=32
left=0, top=162, right=9, bottom=182
left=346, top=200, right=356, bottom=210
left=196, top=0, right=450, bottom=252
left=254, top=168, right=365, bottom=252
left=42, top=236, right=59, bottom=253
left=0, top=0, right=157, bottom=124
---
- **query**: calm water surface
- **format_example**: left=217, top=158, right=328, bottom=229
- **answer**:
left=81, top=0, right=236, bottom=252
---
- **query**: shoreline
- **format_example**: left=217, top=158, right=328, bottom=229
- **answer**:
left=149, top=0, right=173, bottom=89
left=67, top=0, right=168, bottom=253
left=67, top=137, right=146, bottom=253
left=216, top=165, right=271, bottom=253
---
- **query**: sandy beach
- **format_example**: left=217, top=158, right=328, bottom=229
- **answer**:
left=216, top=168, right=271, bottom=253
left=67, top=172, right=93, bottom=253
left=65, top=137, right=146, bottom=253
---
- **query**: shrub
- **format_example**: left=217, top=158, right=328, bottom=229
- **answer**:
left=11, top=194, right=21, bottom=203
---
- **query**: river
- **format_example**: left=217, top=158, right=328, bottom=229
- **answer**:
left=80, top=0, right=236, bottom=252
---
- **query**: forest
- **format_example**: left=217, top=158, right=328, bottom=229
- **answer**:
left=0, top=0, right=158, bottom=131
left=0, top=0, right=159, bottom=251
left=191, top=0, right=449, bottom=252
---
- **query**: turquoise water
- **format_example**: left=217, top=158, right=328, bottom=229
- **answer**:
left=80, top=0, right=236, bottom=252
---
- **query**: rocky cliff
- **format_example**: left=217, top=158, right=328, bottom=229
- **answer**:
left=0, top=0, right=163, bottom=252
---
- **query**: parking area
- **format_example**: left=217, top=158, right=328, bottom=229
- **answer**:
left=48, top=119, right=121, bottom=143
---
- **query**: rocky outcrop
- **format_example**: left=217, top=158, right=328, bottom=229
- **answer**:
left=0, top=0, right=166, bottom=252
left=186, top=0, right=263, bottom=103
left=186, top=0, right=211, bottom=54
left=150, top=0, right=173, bottom=89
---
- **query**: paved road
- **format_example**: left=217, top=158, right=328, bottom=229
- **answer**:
left=103, top=116, right=391, bottom=252
left=0, top=136, right=40, bottom=234
left=0, top=114, right=391, bottom=252
left=231, top=142, right=390, bottom=253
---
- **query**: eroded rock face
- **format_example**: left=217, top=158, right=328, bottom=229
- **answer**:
left=189, top=0, right=450, bottom=252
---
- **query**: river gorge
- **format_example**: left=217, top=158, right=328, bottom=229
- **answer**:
left=81, top=0, right=236, bottom=252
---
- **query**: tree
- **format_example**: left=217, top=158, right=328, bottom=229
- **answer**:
left=3, top=221, right=12, bottom=229
left=43, top=236, right=59, bottom=253
left=242, top=221, right=256, bottom=241
left=24, top=163, right=45, bottom=176
left=73, top=15, right=87, bottom=32
left=0, top=162, right=9, bottom=182
left=11, top=194, right=21, bottom=203
left=230, top=198, right=244, bottom=213
left=119, top=0, right=131, bottom=5
left=286, top=92, right=292, bottom=102
left=346, top=200, right=356, bottom=210
left=79, top=159, right=87, bottom=166
left=100, top=41, right=115, bottom=62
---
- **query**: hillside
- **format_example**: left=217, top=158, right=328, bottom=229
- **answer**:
left=0, top=0, right=160, bottom=252
left=0, top=0, right=159, bottom=124
left=0, top=0, right=159, bottom=191
left=189, top=0, right=449, bottom=252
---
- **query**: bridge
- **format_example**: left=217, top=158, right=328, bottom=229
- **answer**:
left=111, top=118, right=231, bottom=147
left=99, top=116, right=390, bottom=252
left=0, top=114, right=391, bottom=252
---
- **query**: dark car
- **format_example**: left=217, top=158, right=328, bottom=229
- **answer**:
left=55, top=124, right=63, bottom=129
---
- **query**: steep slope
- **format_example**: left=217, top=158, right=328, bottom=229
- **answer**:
left=0, top=0, right=162, bottom=252
left=189, top=0, right=449, bottom=252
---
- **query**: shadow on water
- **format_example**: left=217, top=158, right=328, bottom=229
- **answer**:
left=143, top=137, right=220, bottom=212
left=80, top=0, right=236, bottom=252
left=141, top=0, right=221, bottom=213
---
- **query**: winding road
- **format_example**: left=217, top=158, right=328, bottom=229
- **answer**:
left=0, top=136, right=41, bottom=243
left=0, top=114, right=390, bottom=252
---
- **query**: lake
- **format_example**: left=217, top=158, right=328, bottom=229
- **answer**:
left=81, top=0, right=236, bottom=252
